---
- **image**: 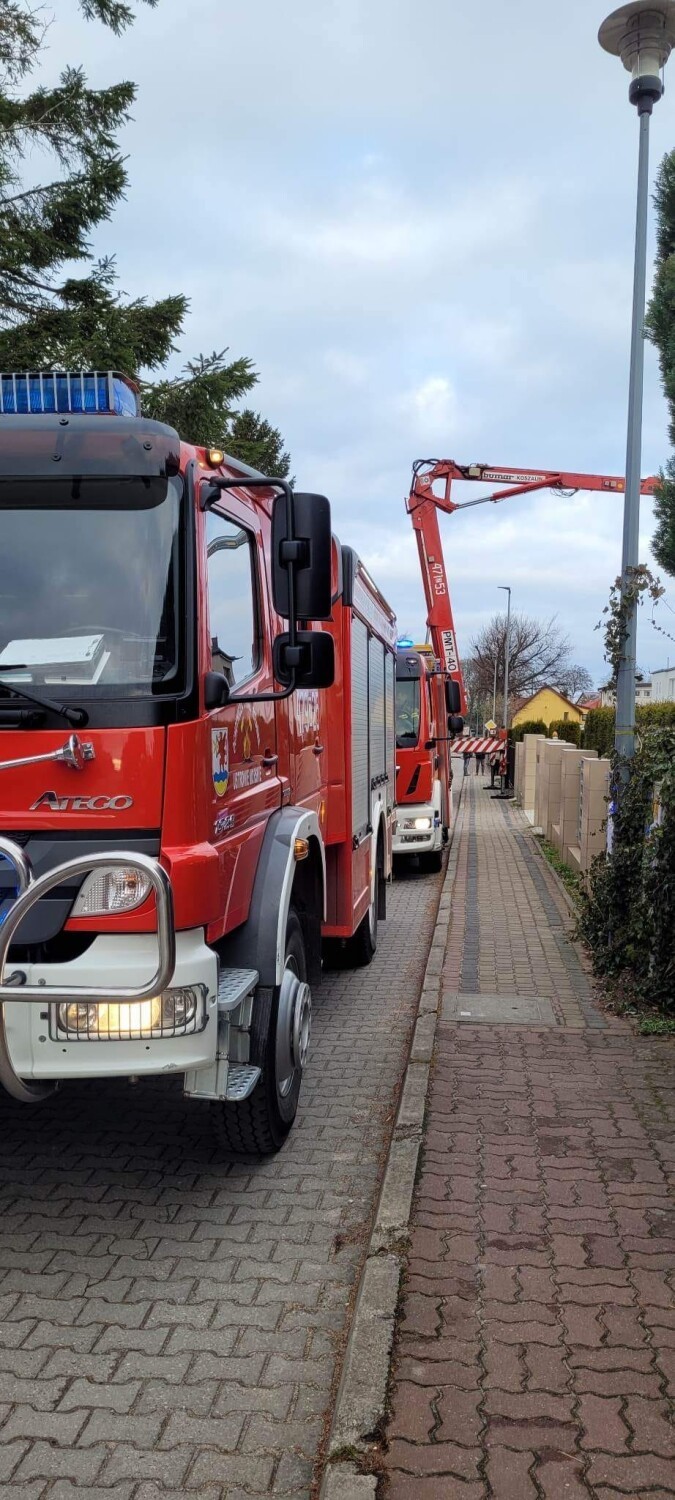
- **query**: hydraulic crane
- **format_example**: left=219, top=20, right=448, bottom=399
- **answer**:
left=406, top=459, right=659, bottom=720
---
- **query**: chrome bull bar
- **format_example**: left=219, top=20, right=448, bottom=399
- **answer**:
left=0, top=840, right=176, bottom=1005
left=0, top=839, right=176, bottom=1103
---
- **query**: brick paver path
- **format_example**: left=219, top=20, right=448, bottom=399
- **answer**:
left=383, top=776, right=675, bottom=1499
left=0, top=868, right=443, bottom=1499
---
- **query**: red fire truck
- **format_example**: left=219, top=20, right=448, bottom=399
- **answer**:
left=394, top=642, right=460, bottom=872
left=0, top=371, right=396, bottom=1155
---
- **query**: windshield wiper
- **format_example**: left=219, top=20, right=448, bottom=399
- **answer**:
left=0, top=671, right=88, bottom=728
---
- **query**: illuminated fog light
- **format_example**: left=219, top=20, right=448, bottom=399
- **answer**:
left=57, top=996, right=161, bottom=1038
left=73, top=867, right=152, bottom=916
left=54, top=985, right=205, bottom=1041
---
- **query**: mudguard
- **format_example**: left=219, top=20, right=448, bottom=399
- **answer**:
left=221, top=807, right=326, bottom=986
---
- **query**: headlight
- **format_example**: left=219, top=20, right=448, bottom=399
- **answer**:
left=54, top=985, right=204, bottom=1041
left=400, top=816, right=432, bottom=831
left=73, top=867, right=152, bottom=916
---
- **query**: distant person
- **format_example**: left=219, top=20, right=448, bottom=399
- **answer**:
left=489, top=747, right=500, bottom=788
left=462, top=747, right=472, bottom=777
left=475, top=749, right=486, bottom=775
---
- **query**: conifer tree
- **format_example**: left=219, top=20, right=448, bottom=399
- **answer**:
left=0, top=0, right=291, bottom=477
left=646, top=149, right=675, bottom=577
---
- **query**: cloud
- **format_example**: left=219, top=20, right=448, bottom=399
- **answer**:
left=40, top=0, right=675, bottom=688
left=406, top=377, right=459, bottom=441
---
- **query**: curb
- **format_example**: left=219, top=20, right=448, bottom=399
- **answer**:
left=525, top=829, right=581, bottom=922
left=319, top=785, right=466, bottom=1496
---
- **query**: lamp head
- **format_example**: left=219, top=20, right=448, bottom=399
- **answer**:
left=599, top=2, right=675, bottom=108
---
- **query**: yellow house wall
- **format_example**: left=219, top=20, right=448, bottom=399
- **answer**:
left=512, top=688, right=583, bottom=729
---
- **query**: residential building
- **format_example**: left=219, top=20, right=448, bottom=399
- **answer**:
left=650, top=665, right=675, bottom=702
left=511, top=685, right=584, bottom=731
left=600, top=678, right=651, bottom=707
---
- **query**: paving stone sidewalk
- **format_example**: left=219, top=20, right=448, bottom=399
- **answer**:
left=383, top=776, right=675, bottom=1499
left=0, top=867, right=443, bottom=1499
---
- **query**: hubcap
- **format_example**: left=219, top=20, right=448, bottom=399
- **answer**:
left=292, top=982, right=312, bottom=1071
left=275, top=958, right=312, bottom=1098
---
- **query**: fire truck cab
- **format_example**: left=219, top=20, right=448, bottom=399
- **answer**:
left=393, top=644, right=460, bottom=873
left=0, top=371, right=394, bottom=1156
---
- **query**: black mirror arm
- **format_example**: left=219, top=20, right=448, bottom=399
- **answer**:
left=201, top=475, right=298, bottom=704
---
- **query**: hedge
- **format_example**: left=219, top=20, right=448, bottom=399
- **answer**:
left=583, top=707, right=614, bottom=756
left=511, top=719, right=547, bottom=742
left=549, top=718, right=581, bottom=746
left=580, top=726, right=675, bottom=1012
left=584, top=701, right=675, bottom=758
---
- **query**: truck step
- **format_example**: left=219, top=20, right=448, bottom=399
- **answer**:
left=217, top=967, right=259, bottom=1012
left=225, top=1064, right=261, bottom=1101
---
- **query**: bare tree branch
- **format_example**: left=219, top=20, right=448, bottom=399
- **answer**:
left=465, top=611, right=590, bottom=724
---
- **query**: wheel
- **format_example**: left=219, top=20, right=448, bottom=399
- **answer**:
left=217, top=909, right=311, bottom=1157
left=420, top=849, right=443, bottom=874
left=347, top=891, right=377, bottom=967
left=344, top=838, right=383, bottom=968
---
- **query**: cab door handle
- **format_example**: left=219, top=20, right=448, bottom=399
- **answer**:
left=262, top=753, right=278, bottom=768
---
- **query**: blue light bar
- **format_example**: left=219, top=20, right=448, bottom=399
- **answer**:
left=396, top=637, right=414, bottom=649
left=0, top=372, right=140, bottom=418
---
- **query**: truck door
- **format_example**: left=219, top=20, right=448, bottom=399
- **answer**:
left=289, top=686, right=325, bottom=818
left=205, top=503, right=280, bottom=933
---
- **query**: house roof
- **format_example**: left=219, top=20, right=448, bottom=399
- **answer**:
left=513, top=684, right=583, bottom=717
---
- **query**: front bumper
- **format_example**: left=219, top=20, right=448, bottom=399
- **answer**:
left=3, top=929, right=218, bottom=1080
left=393, top=804, right=442, bottom=856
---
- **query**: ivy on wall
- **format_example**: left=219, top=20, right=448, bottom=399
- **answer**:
left=579, top=729, right=675, bottom=1012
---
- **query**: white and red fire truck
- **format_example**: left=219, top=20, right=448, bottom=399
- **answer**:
left=393, top=643, right=461, bottom=872
left=0, top=371, right=396, bottom=1154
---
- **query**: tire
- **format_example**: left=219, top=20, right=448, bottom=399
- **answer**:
left=420, top=849, right=443, bottom=874
left=346, top=897, right=377, bottom=967
left=345, top=837, right=383, bottom=968
left=217, top=909, right=310, bottom=1157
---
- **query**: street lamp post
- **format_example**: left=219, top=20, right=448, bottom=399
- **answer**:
left=499, top=586, right=512, bottom=732
left=599, top=2, right=675, bottom=765
left=492, top=654, right=498, bottom=724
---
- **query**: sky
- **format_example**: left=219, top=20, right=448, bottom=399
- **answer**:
left=46, top=0, right=675, bottom=685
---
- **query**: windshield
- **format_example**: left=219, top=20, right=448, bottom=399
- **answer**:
left=396, top=678, right=420, bottom=747
left=0, top=476, right=183, bottom=699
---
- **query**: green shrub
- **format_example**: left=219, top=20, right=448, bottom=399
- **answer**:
left=549, top=718, right=581, bottom=746
left=584, top=700, right=675, bottom=759
left=637, top=701, right=675, bottom=731
left=579, top=726, right=675, bottom=1013
left=584, top=707, right=615, bottom=757
left=511, top=719, right=547, bottom=743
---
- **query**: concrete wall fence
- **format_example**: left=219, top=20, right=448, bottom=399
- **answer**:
left=514, top=733, right=610, bottom=876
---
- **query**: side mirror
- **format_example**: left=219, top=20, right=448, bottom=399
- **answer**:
left=204, top=671, right=230, bottom=709
left=448, top=714, right=464, bottom=734
left=424, top=739, right=436, bottom=750
left=273, top=629, right=335, bottom=689
left=445, top=679, right=461, bottom=715
left=272, top=491, right=332, bottom=622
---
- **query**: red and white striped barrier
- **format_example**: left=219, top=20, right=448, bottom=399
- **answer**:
left=450, top=737, right=503, bottom=754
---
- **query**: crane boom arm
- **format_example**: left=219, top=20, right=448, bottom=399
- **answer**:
left=406, top=458, right=659, bottom=725
left=409, top=459, right=658, bottom=515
